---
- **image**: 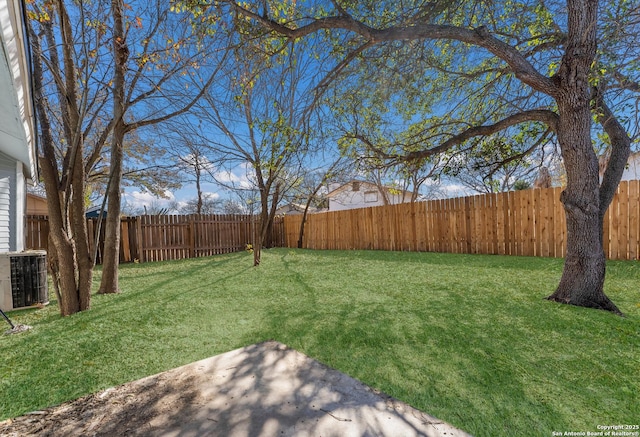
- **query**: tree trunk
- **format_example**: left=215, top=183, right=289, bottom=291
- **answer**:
left=98, top=121, right=125, bottom=295
left=30, top=17, right=92, bottom=316
left=263, top=184, right=280, bottom=249
left=40, top=155, right=92, bottom=315
left=196, top=164, right=203, bottom=215
left=253, top=192, right=269, bottom=266
left=99, top=0, right=128, bottom=294
left=297, top=198, right=314, bottom=248
left=98, top=149, right=123, bottom=295
left=547, top=114, right=622, bottom=314
left=71, top=152, right=93, bottom=310
left=545, top=0, right=621, bottom=315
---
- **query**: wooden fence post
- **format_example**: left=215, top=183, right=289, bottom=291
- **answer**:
left=23, top=186, right=638, bottom=262
left=189, top=215, right=196, bottom=259
left=464, top=197, right=473, bottom=254
left=136, top=216, right=144, bottom=263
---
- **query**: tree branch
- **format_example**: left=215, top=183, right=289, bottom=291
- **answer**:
left=401, top=109, right=559, bottom=162
left=226, top=2, right=558, bottom=97
left=124, top=66, right=218, bottom=132
left=594, top=90, right=632, bottom=216
left=612, top=71, right=640, bottom=92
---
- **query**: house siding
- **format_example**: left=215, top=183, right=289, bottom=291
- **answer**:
left=327, top=182, right=413, bottom=211
left=621, top=153, right=640, bottom=181
left=0, top=0, right=35, bottom=254
left=0, top=153, right=15, bottom=251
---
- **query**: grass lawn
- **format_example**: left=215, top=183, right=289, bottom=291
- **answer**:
left=1, top=249, right=638, bottom=436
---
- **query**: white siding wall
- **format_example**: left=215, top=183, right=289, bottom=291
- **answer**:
left=0, top=154, right=15, bottom=251
left=328, top=183, right=412, bottom=211
left=14, top=159, right=23, bottom=250
left=621, top=154, right=640, bottom=181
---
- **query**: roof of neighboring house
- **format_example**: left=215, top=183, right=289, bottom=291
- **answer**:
left=86, top=205, right=107, bottom=218
left=0, top=0, right=37, bottom=179
left=275, top=203, right=327, bottom=215
left=325, top=180, right=415, bottom=199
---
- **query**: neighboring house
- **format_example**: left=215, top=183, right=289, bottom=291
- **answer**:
left=325, top=181, right=414, bottom=211
left=26, top=193, right=47, bottom=215
left=599, top=151, right=640, bottom=182
left=0, top=0, right=37, bottom=252
left=275, top=203, right=327, bottom=216
left=621, top=152, right=640, bottom=181
left=27, top=195, right=105, bottom=217
left=85, top=206, right=107, bottom=218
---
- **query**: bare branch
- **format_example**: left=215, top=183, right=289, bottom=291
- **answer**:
left=226, top=2, right=558, bottom=96
left=612, top=71, right=640, bottom=92
left=124, top=62, right=220, bottom=132
left=401, top=109, right=559, bottom=162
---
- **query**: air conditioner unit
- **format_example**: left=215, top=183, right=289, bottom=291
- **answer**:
left=0, top=251, right=48, bottom=311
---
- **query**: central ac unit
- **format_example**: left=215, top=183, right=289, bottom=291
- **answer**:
left=0, top=250, right=48, bottom=311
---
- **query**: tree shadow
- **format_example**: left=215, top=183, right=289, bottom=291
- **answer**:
left=0, top=341, right=470, bottom=436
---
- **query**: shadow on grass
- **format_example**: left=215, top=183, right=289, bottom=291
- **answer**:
left=5, top=253, right=250, bottom=327
left=75, top=254, right=251, bottom=323
left=238, top=252, right=635, bottom=436
left=291, top=248, right=566, bottom=270
left=246, top=307, right=567, bottom=435
left=3, top=249, right=637, bottom=434
left=0, top=341, right=467, bottom=436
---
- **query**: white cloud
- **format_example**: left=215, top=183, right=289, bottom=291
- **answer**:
left=214, top=167, right=255, bottom=190
left=214, top=170, right=242, bottom=184
left=180, top=153, right=217, bottom=172
left=201, top=192, right=221, bottom=200
left=173, top=200, right=188, bottom=210
left=442, top=184, right=473, bottom=197
left=123, top=190, right=175, bottom=212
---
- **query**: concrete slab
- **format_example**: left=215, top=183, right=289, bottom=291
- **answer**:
left=0, top=341, right=472, bottom=436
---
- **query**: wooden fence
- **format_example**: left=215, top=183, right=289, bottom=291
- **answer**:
left=26, top=181, right=639, bottom=262
left=26, top=214, right=285, bottom=263
left=283, top=180, right=640, bottom=260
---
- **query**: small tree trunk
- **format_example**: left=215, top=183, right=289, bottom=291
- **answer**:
left=297, top=199, right=313, bottom=249
left=47, top=234, right=62, bottom=305
left=70, top=135, right=93, bottom=309
left=196, top=168, right=203, bottom=215
left=98, top=177, right=122, bottom=294
left=99, top=0, right=128, bottom=294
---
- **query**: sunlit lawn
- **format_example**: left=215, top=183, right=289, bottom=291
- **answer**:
left=1, top=249, right=638, bottom=436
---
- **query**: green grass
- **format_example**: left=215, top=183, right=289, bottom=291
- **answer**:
left=1, top=249, right=638, bottom=436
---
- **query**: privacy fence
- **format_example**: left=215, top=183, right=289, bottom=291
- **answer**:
left=26, top=214, right=285, bottom=263
left=283, top=180, right=640, bottom=261
left=26, top=181, right=639, bottom=263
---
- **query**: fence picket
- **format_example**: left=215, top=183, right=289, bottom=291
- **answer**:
left=25, top=213, right=282, bottom=264
left=629, top=180, right=639, bottom=260
left=25, top=183, right=639, bottom=263
left=277, top=183, right=637, bottom=261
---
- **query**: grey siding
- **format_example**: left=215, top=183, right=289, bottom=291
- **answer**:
left=0, top=153, right=16, bottom=252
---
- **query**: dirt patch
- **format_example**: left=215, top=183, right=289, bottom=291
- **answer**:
left=1, top=365, right=201, bottom=436
left=0, top=341, right=471, bottom=437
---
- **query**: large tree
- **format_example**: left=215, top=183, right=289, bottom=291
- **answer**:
left=158, top=120, right=221, bottom=215
left=29, top=0, right=225, bottom=313
left=28, top=0, right=113, bottom=316
left=195, top=0, right=640, bottom=314
left=193, top=36, right=326, bottom=265
left=99, top=0, right=224, bottom=294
